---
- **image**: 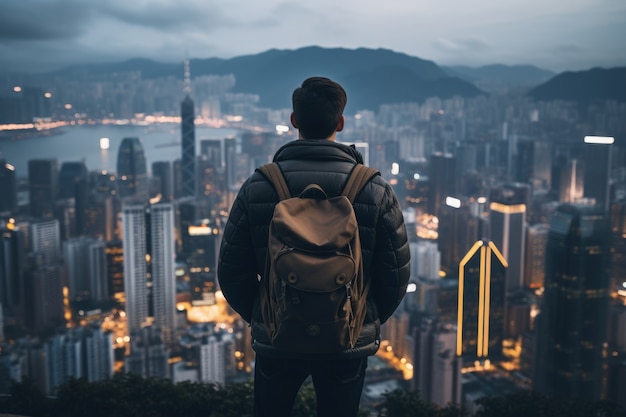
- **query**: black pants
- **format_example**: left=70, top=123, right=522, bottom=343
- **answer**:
left=253, top=354, right=368, bottom=417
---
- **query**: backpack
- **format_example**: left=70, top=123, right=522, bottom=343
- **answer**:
left=256, top=162, right=379, bottom=354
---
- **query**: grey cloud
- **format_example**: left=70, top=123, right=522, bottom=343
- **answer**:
left=433, top=37, right=490, bottom=53
left=551, top=44, right=584, bottom=55
left=0, top=0, right=93, bottom=41
left=97, top=0, right=230, bottom=32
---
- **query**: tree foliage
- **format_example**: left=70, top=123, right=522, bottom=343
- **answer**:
left=374, top=388, right=467, bottom=417
left=474, top=391, right=626, bottom=417
left=1, top=377, right=624, bottom=417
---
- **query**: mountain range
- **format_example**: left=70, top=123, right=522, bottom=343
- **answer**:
left=45, top=46, right=625, bottom=110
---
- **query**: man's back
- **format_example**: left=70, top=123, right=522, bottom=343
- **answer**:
left=217, top=76, right=410, bottom=417
left=219, top=139, right=410, bottom=356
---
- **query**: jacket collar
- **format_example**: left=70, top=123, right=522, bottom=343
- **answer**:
left=272, top=139, right=364, bottom=164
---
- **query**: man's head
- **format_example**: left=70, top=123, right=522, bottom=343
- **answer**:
left=291, top=77, right=347, bottom=140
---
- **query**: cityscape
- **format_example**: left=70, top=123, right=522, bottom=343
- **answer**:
left=0, top=50, right=625, bottom=415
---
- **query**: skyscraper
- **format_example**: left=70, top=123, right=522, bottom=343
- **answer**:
left=123, top=202, right=177, bottom=339
left=515, top=140, right=552, bottom=191
left=489, top=183, right=529, bottom=293
left=438, top=199, right=480, bottom=275
left=456, top=240, right=507, bottom=364
left=0, top=222, right=25, bottom=324
left=116, top=137, right=148, bottom=201
left=524, top=223, right=549, bottom=289
left=583, top=136, right=614, bottom=212
left=200, top=333, right=227, bottom=384
left=559, top=159, right=584, bottom=203
left=28, top=159, right=58, bottom=219
left=58, top=161, right=88, bottom=199
left=413, top=317, right=462, bottom=406
left=152, top=161, right=173, bottom=202
left=0, top=159, right=17, bottom=214
left=63, top=237, right=108, bottom=304
left=428, top=152, right=458, bottom=216
left=122, top=204, right=149, bottom=333
left=534, top=204, right=611, bottom=401
left=181, top=59, right=196, bottom=197
left=150, top=203, right=176, bottom=343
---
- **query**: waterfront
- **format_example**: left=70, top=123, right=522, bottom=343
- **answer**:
left=0, top=123, right=239, bottom=177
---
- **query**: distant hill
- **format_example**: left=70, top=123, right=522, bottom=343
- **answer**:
left=528, top=67, right=626, bottom=103
left=47, top=46, right=486, bottom=111
left=443, top=64, right=555, bottom=93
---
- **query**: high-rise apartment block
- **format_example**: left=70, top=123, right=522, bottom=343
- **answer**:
left=150, top=203, right=176, bottom=343
left=413, top=317, right=462, bottom=406
left=534, top=204, right=611, bottom=401
left=122, top=204, right=150, bottom=333
left=122, top=202, right=176, bottom=340
left=63, top=237, right=108, bottom=304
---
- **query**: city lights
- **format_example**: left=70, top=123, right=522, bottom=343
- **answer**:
left=446, top=196, right=461, bottom=208
left=275, top=124, right=289, bottom=134
left=99, top=137, right=110, bottom=150
left=584, top=135, right=615, bottom=144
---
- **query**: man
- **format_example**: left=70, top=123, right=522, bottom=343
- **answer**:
left=218, top=76, right=410, bottom=417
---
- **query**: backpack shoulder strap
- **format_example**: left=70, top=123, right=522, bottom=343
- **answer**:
left=256, top=163, right=291, bottom=200
left=342, top=164, right=380, bottom=203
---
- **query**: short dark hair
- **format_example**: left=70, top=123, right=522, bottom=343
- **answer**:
left=292, top=77, right=347, bottom=139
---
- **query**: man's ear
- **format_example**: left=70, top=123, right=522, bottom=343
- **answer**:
left=336, top=116, right=344, bottom=132
left=290, top=112, right=298, bottom=128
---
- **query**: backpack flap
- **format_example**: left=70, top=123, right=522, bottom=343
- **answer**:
left=272, top=196, right=357, bottom=251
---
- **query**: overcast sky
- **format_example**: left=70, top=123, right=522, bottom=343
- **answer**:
left=2, top=0, right=625, bottom=74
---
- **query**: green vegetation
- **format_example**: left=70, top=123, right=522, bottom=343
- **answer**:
left=0, top=375, right=624, bottom=417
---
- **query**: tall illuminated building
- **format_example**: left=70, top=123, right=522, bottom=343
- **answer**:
left=24, top=219, right=64, bottom=334
left=413, top=317, right=462, bottom=406
left=105, top=241, right=124, bottom=299
left=150, top=203, right=176, bottom=343
left=116, top=137, right=148, bottom=201
left=181, top=59, right=196, bottom=197
left=524, top=223, right=549, bottom=289
left=152, top=161, right=173, bottom=202
left=123, top=203, right=177, bottom=340
left=583, top=136, right=614, bottom=212
left=186, top=219, right=221, bottom=305
left=559, top=159, right=584, bottom=203
left=200, top=333, right=227, bottom=384
left=0, top=222, right=25, bottom=325
left=456, top=240, right=507, bottom=364
left=437, top=198, right=480, bottom=275
left=58, top=161, right=88, bottom=200
left=534, top=204, right=611, bottom=401
left=63, top=237, right=108, bottom=304
left=0, top=159, right=17, bottom=214
left=428, top=152, right=458, bottom=216
left=28, top=159, right=59, bottom=219
left=515, top=140, right=552, bottom=191
left=122, top=204, right=149, bottom=333
left=200, top=139, right=223, bottom=169
left=489, top=183, right=529, bottom=293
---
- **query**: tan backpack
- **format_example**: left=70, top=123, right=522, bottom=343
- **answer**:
left=256, top=163, right=379, bottom=354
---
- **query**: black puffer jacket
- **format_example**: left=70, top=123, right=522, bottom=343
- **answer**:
left=218, top=139, right=411, bottom=359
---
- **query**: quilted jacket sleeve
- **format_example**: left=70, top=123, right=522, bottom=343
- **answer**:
left=217, top=179, right=259, bottom=323
left=370, top=182, right=411, bottom=324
